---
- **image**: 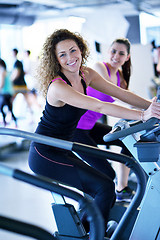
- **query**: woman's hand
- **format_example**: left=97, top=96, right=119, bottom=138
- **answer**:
left=143, top=97, right=160, bottom=121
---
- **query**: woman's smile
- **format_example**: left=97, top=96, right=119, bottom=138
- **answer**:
left=67, top=60, right=77, bottom=66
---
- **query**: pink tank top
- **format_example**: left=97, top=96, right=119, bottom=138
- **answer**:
left=77, top=63, right=120, bottom=130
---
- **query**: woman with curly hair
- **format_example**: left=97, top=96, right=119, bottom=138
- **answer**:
left=28, top=29, right=160, bottom=234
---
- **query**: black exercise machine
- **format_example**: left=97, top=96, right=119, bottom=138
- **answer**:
left=0, top=156, right=104, bottom=240
left=0, top=127, right=146, bottom=240
left=0, top=215, right=54, bottom=240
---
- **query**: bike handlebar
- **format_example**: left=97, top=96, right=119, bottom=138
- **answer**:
left=103, top=117, right=158, bottom=142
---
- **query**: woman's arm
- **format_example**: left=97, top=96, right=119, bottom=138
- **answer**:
left=11, top=68, right=21, bottom=82
left=47, top=79, right=160, bottom=122
left=87, top=67, right=151, bottom=110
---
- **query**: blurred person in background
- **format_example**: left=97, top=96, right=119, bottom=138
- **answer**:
left=11, top=48, right=28, bottom=94
left=23, top=50, right=42, bottom=120
left=0, top=58, right=17, bottom=127
left=11, top=48, right=38, bottom=122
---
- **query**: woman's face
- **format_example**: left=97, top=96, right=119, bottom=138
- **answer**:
left=55, top=39, right=82, bottom=74
left=109, top=42, right=130, bottom=68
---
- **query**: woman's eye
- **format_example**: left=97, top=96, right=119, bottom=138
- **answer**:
left=111, top=49, right=116, bottom=54
left=60, top=53, right=65, bottom=58
left=71, top=49, right=76, bottom=53
left=119, top=52, right=125, bottom=56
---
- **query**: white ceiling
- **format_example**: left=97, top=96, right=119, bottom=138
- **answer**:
left=0, top=0, right=160, bottom=25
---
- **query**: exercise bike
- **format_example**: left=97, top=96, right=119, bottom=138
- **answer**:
left=0, top=135, right=105, bottom=240
left=0, top=164, right=105, bottom=240
left=104, top=116, right=160, bottom=240
left=0, top=126, right=147, bottom=240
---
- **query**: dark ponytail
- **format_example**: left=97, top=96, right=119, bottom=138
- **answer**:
left=122, top=57, right=131, bottom=88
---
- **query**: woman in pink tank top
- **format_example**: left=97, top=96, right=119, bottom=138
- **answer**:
left=73, top=38, right=134, bottom=202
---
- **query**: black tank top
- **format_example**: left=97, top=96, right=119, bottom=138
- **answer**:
left=35, top=72, right=87, bottom=141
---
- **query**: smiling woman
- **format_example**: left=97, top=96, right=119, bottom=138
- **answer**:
left=28, top=28, right=160, bottom=235
left=35, top=29, right=89, bottom=98
left=56, top=40, right=82, bottom=74
left=73, top=38, right=135, bottom=203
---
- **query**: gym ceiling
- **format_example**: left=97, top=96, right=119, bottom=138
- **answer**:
left=0, top=0, right=160, bottom=26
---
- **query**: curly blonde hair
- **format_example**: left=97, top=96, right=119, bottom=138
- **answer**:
left=36, top=29, right=90, bottom=98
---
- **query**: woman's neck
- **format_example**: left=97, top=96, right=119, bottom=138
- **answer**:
left=60, top=69, right=81, bottom=84
left=106, top=62, right=119, bottom=76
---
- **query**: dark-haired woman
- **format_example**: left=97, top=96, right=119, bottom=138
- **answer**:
left=73, top=38, right=134, bottom=202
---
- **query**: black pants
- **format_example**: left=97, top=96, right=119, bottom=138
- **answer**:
left=72, top=122, right=132, bottom=175
left=28, top=142, right=116, bottom=232
left=0, top=94, right=17, bottom=125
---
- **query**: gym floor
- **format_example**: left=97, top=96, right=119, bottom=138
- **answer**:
left=0, top=147, right=58, bottom=240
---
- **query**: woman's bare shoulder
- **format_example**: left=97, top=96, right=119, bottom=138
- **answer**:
left=93, top=62, right=105, bottom=71
left=83, top=66, right=98, bottom=82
